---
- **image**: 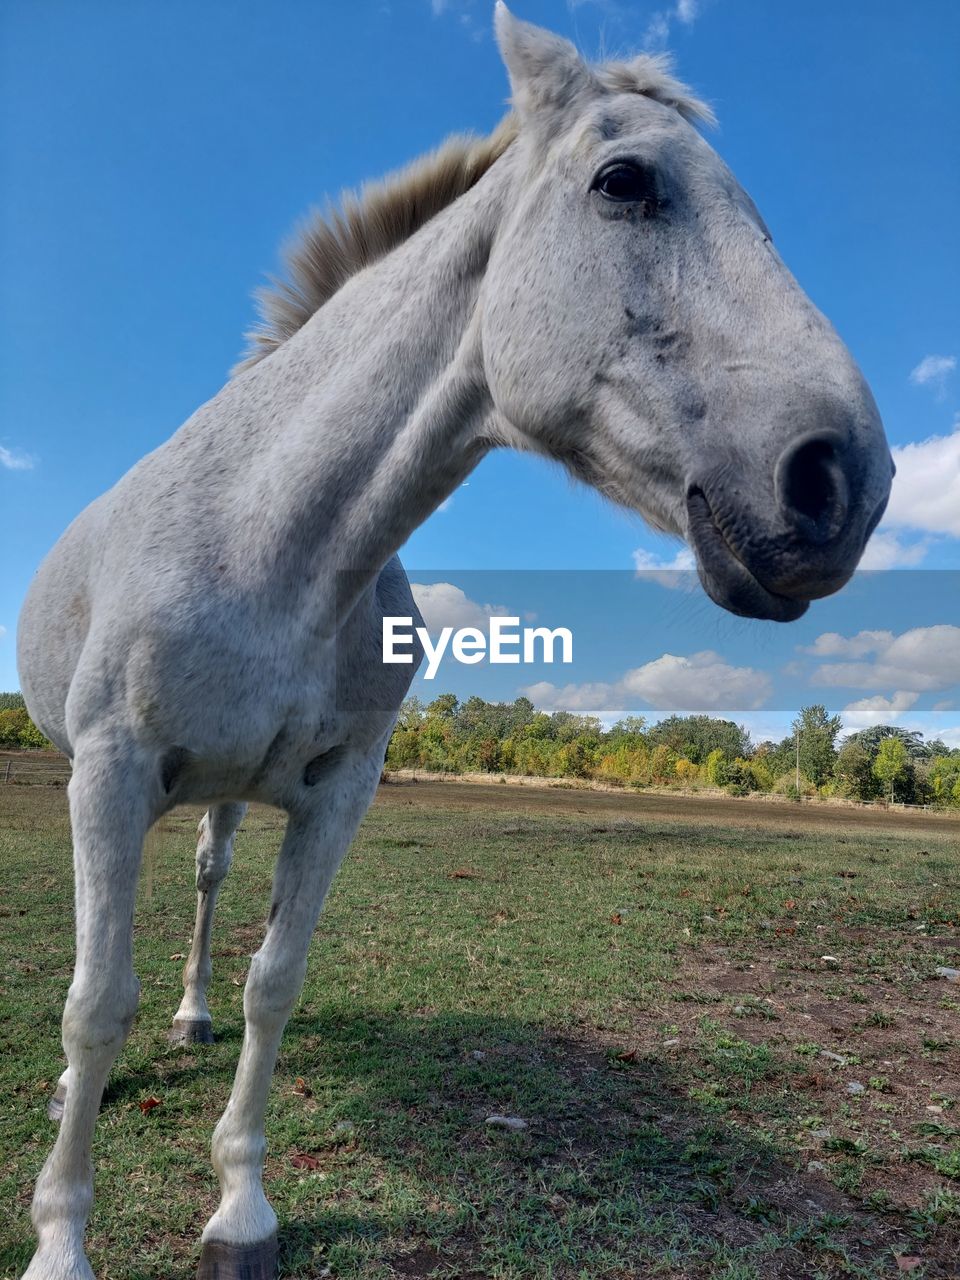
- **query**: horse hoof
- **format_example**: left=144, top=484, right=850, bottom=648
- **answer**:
left=197, top=1235, right=278, bottom=1280
left=48, top=1081, right=68, bottom=1123
left=168, top=1017, right=215, bottom=1045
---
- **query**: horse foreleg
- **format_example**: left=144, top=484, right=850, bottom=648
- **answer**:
left=170, top=802, right=247, bottom=1045
left=196, top=748, right=384, bottom=1280
left=25, top=735, right=152, bottom=1280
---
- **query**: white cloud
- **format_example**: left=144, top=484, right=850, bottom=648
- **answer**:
left=0, top=444, right=35, bottom=471
left=909, top=354, right=956, bottom=391
left=810, top=625, right=960, bottom=692
left=643, top=12, right=671, bottom=45
left=858, top=529, right=930, bottom=569
left=884, top=424, right=960, bottom=537
left=644, top=0, right=702, bottom=48
left=430, top=0, right=484, bottom=39
left=410, top=582, right=510, bottom=632
left=623, top=651, right=771, bottom=709
left=632, top=544, right=696, bottom=589
left=524, top=649, right=771, bottom=714
left=523, top=678, right=624, bottom=716
left=841, top=690, right=919, bottom=732
left=802, top=630, right=894, bottom=659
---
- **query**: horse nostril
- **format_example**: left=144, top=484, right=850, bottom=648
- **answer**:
left=777, top=432, right=848, bottom=539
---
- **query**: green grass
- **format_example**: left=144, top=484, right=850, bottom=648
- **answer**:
left=1, top=782, right=959, bottom=1278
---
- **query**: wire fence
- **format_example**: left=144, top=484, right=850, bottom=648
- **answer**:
left=0, top=751, right=72, bottom=785
left=1, top=752, right=955, bottom=816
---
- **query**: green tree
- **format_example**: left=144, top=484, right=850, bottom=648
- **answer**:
left=835, top=738, right=880, bottom=802
left=385, top=727, right=421, bottom=770
left=646, top=715, right=750, bottom=764
left=927, top=756, right=960, bottom=807
left=425, top=693, right=458, bottom=720
left=845, top=724, right=928, bottom=758
left=0, top=705, right=52, bottom=750
left=704, top=748, right=728, bottom=786
left=394, top=696, right=424, bottom=730
left=873, top=736, right=908, bottom=803
left=793, top=705, right=842, bottom=788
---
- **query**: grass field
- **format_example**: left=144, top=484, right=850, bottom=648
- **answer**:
left=1, top=779, right=958, bottom=1279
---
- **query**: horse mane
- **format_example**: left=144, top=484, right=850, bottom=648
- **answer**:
left=234, top=55, right=711, bottom=374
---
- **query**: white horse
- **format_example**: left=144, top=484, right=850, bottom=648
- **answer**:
left=16, top=8, right=892, bottom=1279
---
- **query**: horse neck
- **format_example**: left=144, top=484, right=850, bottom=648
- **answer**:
left=240, top=151, right=516, bottom=613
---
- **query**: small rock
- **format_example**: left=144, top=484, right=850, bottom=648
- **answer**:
left=732, top=1005, right=746, bottom=1015
left=811, top=1128, right=832, bottom=1141
left=663, top=1038, right=681, bottom=1048
left=926, top=1104, right=944, bottom=1114
left=806, top=1160, right=828, bottom=1174
left=485, top=1114, right=528, bottom=1132
left=331, top=1121, right=356, bottom=1141
left=821, top=955, right=840, bottom=967
left=935, top=966, right=960, bottom=982
left=469, top=1050, right=487, bottom=1062
left=820, top=1050, right=847, bottom=1066
left=846, top=1081, right=866, bottom=1096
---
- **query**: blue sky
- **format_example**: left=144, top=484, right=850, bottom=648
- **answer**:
left=2, top=1, right=958, bottom=740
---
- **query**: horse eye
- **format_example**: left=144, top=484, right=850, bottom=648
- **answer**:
left=592, top=162, right=659, bottom=206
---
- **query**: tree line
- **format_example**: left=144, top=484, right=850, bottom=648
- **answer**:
left=386, top=694, right=960, bottom=807
left=0, top=693, right=51, bottom=750
left=4, top=688, right=959, bottom=807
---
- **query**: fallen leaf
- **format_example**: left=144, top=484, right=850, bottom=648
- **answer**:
left=616, top=1049, right=637, bottom=1063
left=610, top=913, right=623, bottom=925
left=293, top=1077, right=312, bottom=1097
left=449, top=868, right=478, bottom=880
left=783, top=899, right=797, bottom=911
left=894, top=1257, right=922, bottom=1273
left=169, top=953, right=185, bottom=961
left=139, top=1096, right=162, bottom=1114
left=290, top=1152, right=321, bottom=1170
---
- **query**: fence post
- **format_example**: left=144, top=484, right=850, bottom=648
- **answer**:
left=3, top=760, right=10, bottom=783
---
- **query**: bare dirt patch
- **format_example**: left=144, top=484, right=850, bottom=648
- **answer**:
left=375, top=777, right=960, bottom=839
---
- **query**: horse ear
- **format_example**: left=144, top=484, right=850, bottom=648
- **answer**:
left=494, top=3, right=595, bottom=123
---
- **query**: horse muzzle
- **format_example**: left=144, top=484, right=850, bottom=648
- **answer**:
left=685, top=429, right=894, bottom=622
